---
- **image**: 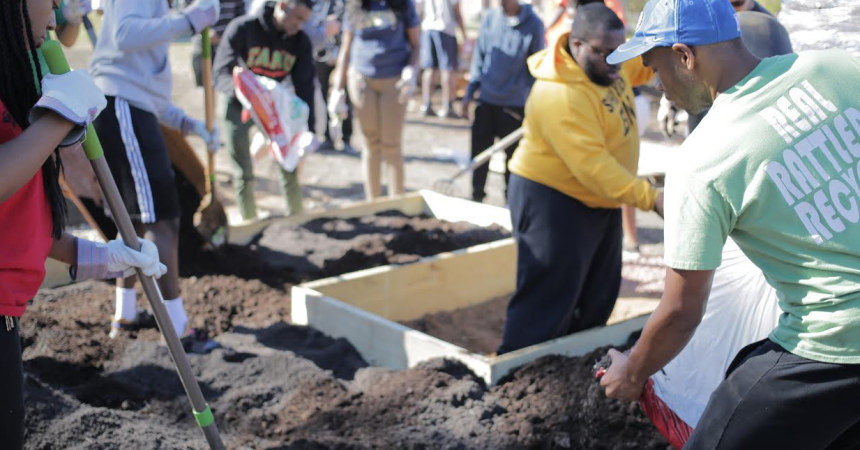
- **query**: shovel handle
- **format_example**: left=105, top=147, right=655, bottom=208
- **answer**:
left=201, top=28, right=217, bottom=192
left=41, top=40, right=226, bottom=450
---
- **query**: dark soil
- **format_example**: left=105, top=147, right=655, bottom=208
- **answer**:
left=401, top=252, right=665, bottom=355
left=402, top=295, right=509, bottom=355
left=24, top=212, right=666, bottom=448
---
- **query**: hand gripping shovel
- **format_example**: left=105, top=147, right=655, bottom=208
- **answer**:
left=42, top=41, right=226, bottom=450
left=433, top=126, right=523, bottom=196
left=193, top=28, right=229, bottom=248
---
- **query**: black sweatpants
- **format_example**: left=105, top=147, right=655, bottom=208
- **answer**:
left=0, top=316, right=23, bottom=450
left=470, top=102, right=524, bottom=202
left=686, top=339, right=860, bottom=449
left=316, top=61, right=353, bottom=144
left=498, top=175, right=622, bottom=354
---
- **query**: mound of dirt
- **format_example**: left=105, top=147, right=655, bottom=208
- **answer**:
left=24, top=212, right=665, bottom=448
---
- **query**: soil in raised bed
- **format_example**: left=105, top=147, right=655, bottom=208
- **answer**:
left=22, top=212, right=666, bottom=448
left=401, top=250, right=666, bottom=355
left=179, top=209, right=511, bottom=286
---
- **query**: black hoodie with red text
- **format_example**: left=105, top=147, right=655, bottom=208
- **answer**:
left=214, top=1, right=316, bottom=128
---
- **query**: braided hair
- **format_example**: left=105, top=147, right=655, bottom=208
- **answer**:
left=1, top=0, right=67, bottom=239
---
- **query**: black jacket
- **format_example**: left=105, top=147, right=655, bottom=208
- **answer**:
left=213, top=1, right=316, bottom=128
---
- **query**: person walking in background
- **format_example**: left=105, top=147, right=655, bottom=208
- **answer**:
left=461, top=0, right=544, bottom=203
left=498, top=4, right=658, bottom=354
left=330, top=0, right=421, bottom=200
left=89, top=0, right=220, bottom=352
left=417, top=0, right=466, bottom=119
left=311, top=0, right=356, bottom=152
left=213, top=0, right=317, bottom=220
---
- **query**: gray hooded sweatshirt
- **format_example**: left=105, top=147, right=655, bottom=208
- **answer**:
left=89, top=0, right=196, bottom=130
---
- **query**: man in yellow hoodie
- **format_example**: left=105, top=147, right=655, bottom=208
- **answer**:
left=498, top=3, right=661, bottom=354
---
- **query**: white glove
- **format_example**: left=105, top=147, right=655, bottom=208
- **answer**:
left=72, top=237, right=166, bottom=280
left=31, top=70, right=106, bottom=147
left=181, top=116, right=220, bottom=153
left=657, top=94, right=679, bottom=138
left=327, top=89, right=348, bottom=120
left=106, top=238, right=166, bottom=278
left=184, top=0, right=220, bottom=34
left=395, top=65, right=418, bottom=104
left=62, top=0, right=92, bottom=25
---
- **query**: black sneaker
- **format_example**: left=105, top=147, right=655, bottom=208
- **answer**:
left=420, top=104, right=436, bottom=117
left=180, top=328, right=221, bottom=354
left=109, top=310, right=157, bottom=339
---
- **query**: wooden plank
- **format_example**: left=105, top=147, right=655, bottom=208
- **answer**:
left=292, top=285, right=494, bottom=380
left=294, top=285, right=651, bottom=386
left=487, top=315, right=650, bottom=385
left=304, top=239, right=516, bottom=321
left=419, top=189, right=512, bottom=230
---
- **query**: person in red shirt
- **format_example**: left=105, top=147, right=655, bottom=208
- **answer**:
left=0, top=1, right=166, bottom=447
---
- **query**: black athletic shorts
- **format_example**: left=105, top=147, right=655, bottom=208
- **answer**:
left=93, top=96, right=181, bottom=224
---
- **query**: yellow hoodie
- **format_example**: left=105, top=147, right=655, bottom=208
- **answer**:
left=508, top=32, right=658, bottom=211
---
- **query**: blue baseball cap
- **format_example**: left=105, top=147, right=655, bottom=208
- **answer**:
left=606, top=0, right=741, bottom=65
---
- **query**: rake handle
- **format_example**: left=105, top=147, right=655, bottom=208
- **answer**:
left=41, top=41, right=225, bottom=450
left=447, top=127, right=524, bottom=183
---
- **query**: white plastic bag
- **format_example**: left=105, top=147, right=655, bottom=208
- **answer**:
left=650, top=238, right=781, bottom=428
left=234, top=68, right=318, bottom=172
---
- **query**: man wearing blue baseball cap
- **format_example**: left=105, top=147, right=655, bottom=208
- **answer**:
left=599, top=0, right=860, bottom=447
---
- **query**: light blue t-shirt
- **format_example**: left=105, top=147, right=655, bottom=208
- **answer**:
left=345, top=0, right=420, bottom=79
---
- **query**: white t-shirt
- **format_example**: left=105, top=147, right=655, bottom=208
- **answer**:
left=421, top=0, right=458, bottom=35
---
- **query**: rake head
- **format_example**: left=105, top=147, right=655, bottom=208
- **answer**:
left=432, top=178, right=458, bottom=196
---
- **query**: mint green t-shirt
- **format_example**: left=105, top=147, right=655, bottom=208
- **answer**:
left=664, top=50, right=860, bottom=364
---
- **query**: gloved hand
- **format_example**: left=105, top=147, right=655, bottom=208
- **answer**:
left=183, top=0, right=220, bottom=34
left=30, top=70, right=106, bottom=147
left=62, top=0, right=92, bottom=25
left=657, top=94, right=679, bottom=138
left=327, top=88, right=348, bottom=120
left=395, top=65, right=418, bottom=104
left=72, top=237, right=167, bottom=281
left=181, top=116, right=220, bottom=153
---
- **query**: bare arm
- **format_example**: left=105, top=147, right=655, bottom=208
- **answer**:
left=601, top=268, right=714, bottom=401
left=331, top=30, right=354, bottom=92
left=454, top=2, right=467, bottom=42
left=55, top=23, right=81, bottom=47
left=48, top=233, right=78, bottom=265
left=0, top=113, right=74, bottom=202
left=406, top=25, right=421, bottom=68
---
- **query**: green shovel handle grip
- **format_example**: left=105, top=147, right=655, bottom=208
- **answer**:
left=40, top=40, right=105, bottom=161
left=202, top=28, right=212, bottom=60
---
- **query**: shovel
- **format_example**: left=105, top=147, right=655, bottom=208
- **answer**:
left=433, top=127, right=523, bottom=196
left=42, top=41, right=226, bottom=450
left=193, top=28, right=229, bottom=248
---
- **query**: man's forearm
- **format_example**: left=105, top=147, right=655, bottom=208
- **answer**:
left=625, top=299, right=702, bottom=383
left=625, top=268, right=713, bottom=383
